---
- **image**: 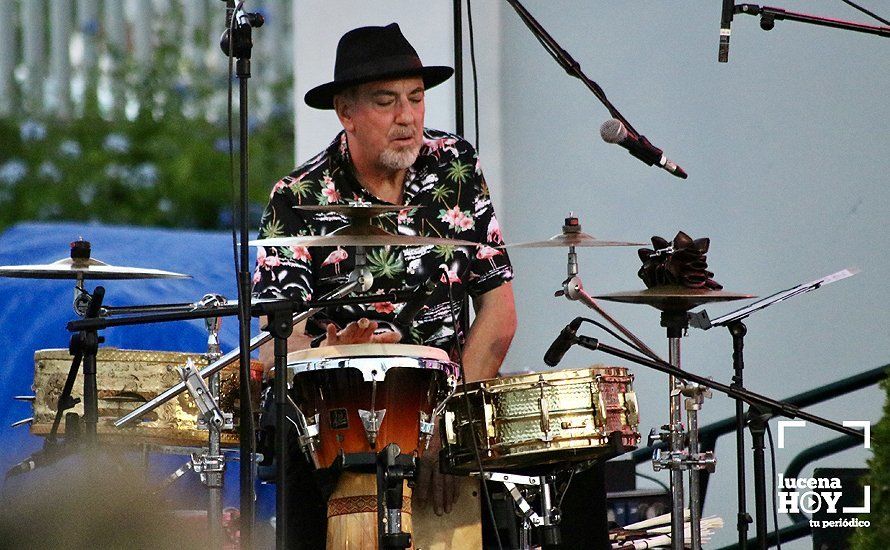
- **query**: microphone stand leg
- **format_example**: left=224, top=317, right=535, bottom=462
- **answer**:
left=748, top=407, right=771, bottom=549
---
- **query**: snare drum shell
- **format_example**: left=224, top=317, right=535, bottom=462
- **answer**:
left=443, top=365, right=640, bottom=472
left=31, top=348, right=261, bottom=447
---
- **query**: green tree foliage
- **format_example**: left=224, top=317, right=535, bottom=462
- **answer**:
left=851, top=373, right=890, bottom=548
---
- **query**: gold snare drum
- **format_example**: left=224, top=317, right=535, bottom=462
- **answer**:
left=442, top=365, right=640, bottom=472
left=31, top=348, right=261, bottom=447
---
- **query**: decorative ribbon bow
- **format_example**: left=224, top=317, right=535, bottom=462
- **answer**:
left=637, top=231, right=723, bottom=290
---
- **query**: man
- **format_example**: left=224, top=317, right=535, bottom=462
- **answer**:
left=253, top=23, right=516, bottom=548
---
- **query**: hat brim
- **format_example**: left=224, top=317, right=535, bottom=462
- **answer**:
left=304, top=66, right=454, bottom=110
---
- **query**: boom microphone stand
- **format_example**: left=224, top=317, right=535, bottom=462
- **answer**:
left=219, top=2, right=264, bottom=544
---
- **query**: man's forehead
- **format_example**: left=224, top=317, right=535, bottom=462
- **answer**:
left=357, top=77, right=425, bottom=95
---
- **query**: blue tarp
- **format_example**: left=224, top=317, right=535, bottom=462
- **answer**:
left=0, top=222, right=270, bottom=512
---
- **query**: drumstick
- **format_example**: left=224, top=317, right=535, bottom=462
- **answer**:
left=622, top=509, right=689, bottom=531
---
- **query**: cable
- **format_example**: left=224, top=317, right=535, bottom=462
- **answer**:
left=839, top=0, right=890, bottom=26
left=636, top=472, right=670, bottom=493
left=445, top=279, right=503, bottom=550
left=556, top=468, right=576, bottom=511
left=575, top=316, right=656, bottom=361
left=465, top=0, right=481, bottom=150
left=766, top=423, right=782, bottom=550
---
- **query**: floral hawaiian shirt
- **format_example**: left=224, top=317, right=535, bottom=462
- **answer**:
left=252, top=129, right=513, bottom=352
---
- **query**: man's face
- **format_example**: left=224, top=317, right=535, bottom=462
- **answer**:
left=336, top=76, right=425, bottom=171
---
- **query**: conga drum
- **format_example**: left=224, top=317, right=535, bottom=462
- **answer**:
left=286, top=344, right=465, bottom=549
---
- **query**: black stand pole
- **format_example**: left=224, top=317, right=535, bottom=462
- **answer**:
left=735, top=4, right=890, bottom=37
left=267, top=310, right=294, bottom=550
left=78, top=286, right=105, bottom=447
left=747, top=407, right=770, bottom=549
left=453, top=0, right=464, bottom=137
left=728, top=320, right=753, bottom=549
left=219, top=6, right=265, bottom=545
left=568, top=335, right=863, bottom=438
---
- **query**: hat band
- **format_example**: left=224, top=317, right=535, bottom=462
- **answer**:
left=335, top=55, right=425, bottom=84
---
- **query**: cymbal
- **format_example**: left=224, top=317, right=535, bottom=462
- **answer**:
left=595, top=286, right=755, bottom=312
left=0, top=257, right=191, bottom=280
left=251, top=223, right=475, bottom=248
left=295, top=204, right=419, bottom=218
left=503, top=231, right=645, bottom=248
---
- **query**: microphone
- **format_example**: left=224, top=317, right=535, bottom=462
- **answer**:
left=718, top=0, right=734, bottom=62
left=394, top=272, right=441, bottom=328
left=544, top=317, right=584, bottom=367
left=600, top=119, right=687, bottom=179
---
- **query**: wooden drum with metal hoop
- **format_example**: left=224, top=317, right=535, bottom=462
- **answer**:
left=286, top=343, right=458, bottom=470
left=31, top=348, right=262, bottom=447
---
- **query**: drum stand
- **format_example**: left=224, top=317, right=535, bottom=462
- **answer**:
left=483, top=472, right=562, bottom=550
left=643, top=311, right=716, bottom=550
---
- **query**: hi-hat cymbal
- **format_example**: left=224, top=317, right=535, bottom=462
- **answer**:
left=295, top=204, right=419, bottom=218
left=503, top=231, right=645, bottom=249
left=251, top=223, right=475, bottom=248
left=0, top=257, right=191, bottom=280
left=595, top=286, right=755, bottom=312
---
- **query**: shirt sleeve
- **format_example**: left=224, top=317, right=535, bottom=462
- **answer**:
left=251, top=179, right=316, bottom=302
left=466, top=167, right=514, bottom=297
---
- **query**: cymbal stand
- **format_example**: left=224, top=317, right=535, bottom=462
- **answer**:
left=557, top=218, right=663, bottom=364
left=646, top=311, right=715, bottom=550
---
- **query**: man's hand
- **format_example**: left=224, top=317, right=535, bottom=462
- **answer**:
left=323, top=318, right=402, bottom=346
left=413, top=430, right=459, bottom=515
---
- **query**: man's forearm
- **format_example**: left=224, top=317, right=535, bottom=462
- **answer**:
left=460, top=283, right=517, bottom=382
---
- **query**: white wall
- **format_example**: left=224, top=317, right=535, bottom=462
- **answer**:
left=500, top=2, right=889, bottom=548
left=292, top=2, right=890, bottom=547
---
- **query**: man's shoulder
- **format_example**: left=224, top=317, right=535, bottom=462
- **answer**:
left=420, top=128, right=476, bottom=161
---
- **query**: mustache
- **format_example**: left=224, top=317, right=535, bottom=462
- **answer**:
left=389, top=127, right=416, bottom=140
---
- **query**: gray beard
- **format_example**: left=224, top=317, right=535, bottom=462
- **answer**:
left=379, top=145, right=420, bottom=171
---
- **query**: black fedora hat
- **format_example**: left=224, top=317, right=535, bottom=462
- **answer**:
left=304, top=23, right=454, bottom=110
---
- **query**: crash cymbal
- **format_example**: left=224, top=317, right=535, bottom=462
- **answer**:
left=503, top=231, right=645, bottom=248
left=295, top=204, right=419, bottom=218
left=595, top=286, right=755, bottom=313
left=251, top=223, right=475, bottom=248
left=0, top=257, right=191, bottom=280
left=500, top=214, right=644, bottom=248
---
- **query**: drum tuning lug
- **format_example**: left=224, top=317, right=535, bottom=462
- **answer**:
left=358, top=409, right=386, bottom=447
left=418, top=411, right=435, bottom=450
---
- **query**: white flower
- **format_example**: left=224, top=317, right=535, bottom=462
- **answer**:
left=20, top=120, right=47, bottom=142
left=59, top=140, right=82, bottom=159
left=38, top=161, right=62, bottom=183
left=0, top=160, right=28, bottom=186
left=103, top=133, right=131, bottom=153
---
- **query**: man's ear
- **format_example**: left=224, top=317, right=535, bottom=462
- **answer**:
left=334, top=95, right=354, bottom=132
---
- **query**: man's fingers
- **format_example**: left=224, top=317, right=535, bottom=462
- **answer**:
left=414, top=459, right=433, bottom=508
left=442, top=473, right=455, bottom=514
left=372, top=331, right=402, bottom=344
